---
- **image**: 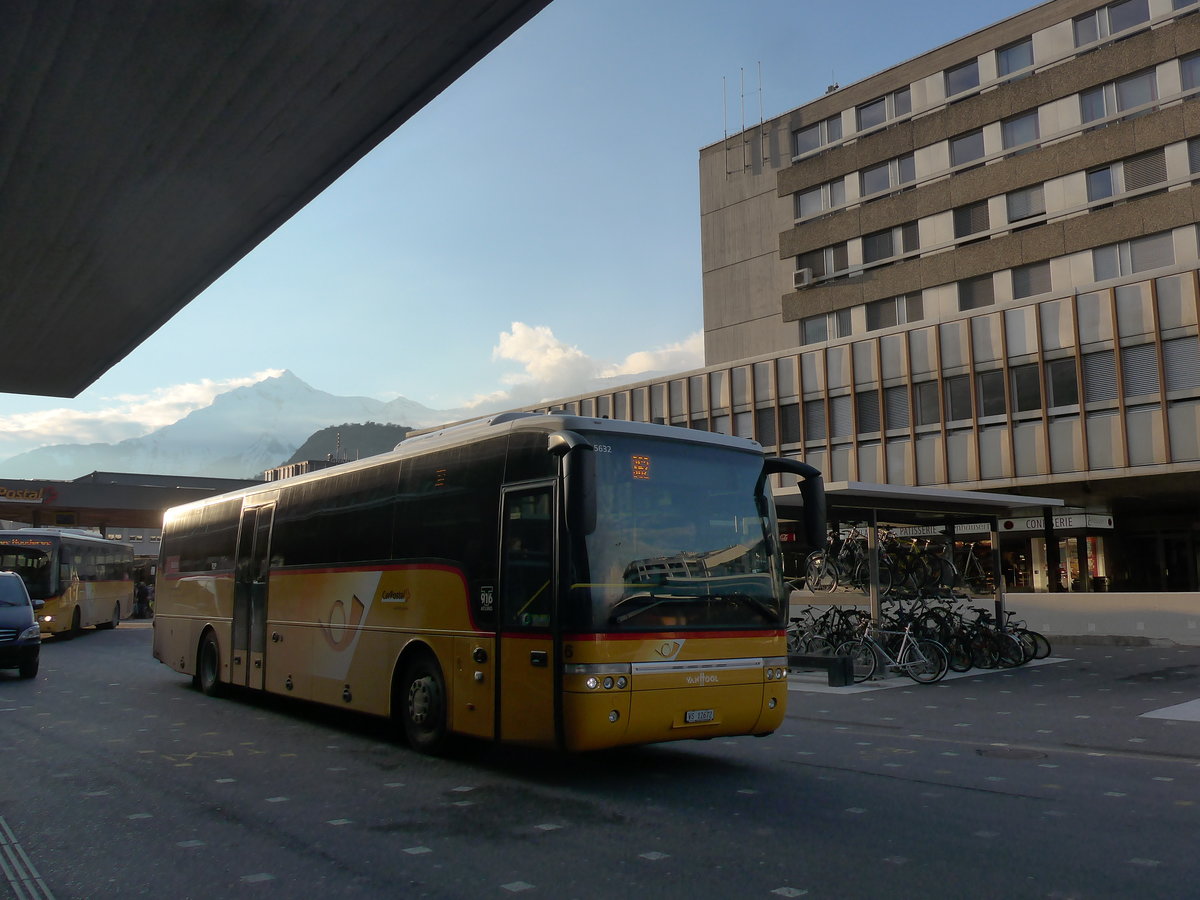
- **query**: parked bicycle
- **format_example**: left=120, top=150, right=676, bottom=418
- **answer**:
left=835, top=615, right=949, bottom=684
left=805, top=527, right=894, bottom=595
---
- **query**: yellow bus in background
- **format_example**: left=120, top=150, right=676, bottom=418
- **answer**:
left=0, top=529, right=135, bottom=635
left=153, top=413, right=824, bottom=753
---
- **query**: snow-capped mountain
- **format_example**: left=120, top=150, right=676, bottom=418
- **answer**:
left=0, top=371, right=462, bottom=480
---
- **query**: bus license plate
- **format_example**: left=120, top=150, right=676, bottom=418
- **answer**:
left=685, top=708, right=715, bottom=724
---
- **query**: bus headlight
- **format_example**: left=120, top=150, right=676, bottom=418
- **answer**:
left=602, top=676, right=614, bottom=690
left=586, top=676, right=600, bottom=690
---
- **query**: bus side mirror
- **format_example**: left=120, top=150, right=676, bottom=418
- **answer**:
left=762, top=458, right=825, bottom=549
left=549, top=431, right=597, bottom=536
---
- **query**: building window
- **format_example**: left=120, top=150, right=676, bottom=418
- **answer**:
left=1164, top=336, right=1200, bottom=390
left=801, top=314, right=828, bottom=345
left=798, top=248, right=827, bottom=279
left=1011, top=364, right=1043, bottom=412
left=856, top=87, right=911, bottom=132
left=1083, top=349, right=1118, bottom=403
left=866, top=294, right=923, bottom=331
left=1189, top=137, right=1200, bottom=175
left=856, top=390, right=881, bottom=433
left=1122, top=343, right=1160, bottom=397
left=1087, top=165, right=1115, bottom=203
left=953, top=199, right=990, bottom=240
left=861, top=161, right=890, bottom=196
left=1001, top=110, right=1039, bottom=152
left=976, top=370, right=1007, bottom=418
left=834, top=308, right=852, bottom=338
left=795, top=178, right=846, bottom=219
left=1122, top=147, right=1167, bottom=193
left=862, top=221, right=919, bottom=265
left=997, top=37, right=1034, bottom=77
left=793, top=114, right=843, bottom=156
left=1006, top=184, right=1045, bottom=224
left=949, top=128, right=985, bottom=168
left=1182, top=52, right=1200, bottom=92
left=913, top=381, right=941, bottom=425
left=861, top=154, right=916, bottom=197
left=945, top=58, right=980, bottom=97
left=1116, top=69, right=1157, bottom=116
left=1047, top=359, right=1079, bottom=407
left=754, top=407, right=777, bottom=447
left=1012, top=260, right=1052, bottom=299
left=958, top=274, right=995, bottom=311
left=1081, top=69, right=1158, bottom=126
left=857, top=96, right=887, bottom=132
left=1093, top=231, right=1175, bottom=280
left=1075, top=0, right=1150, bottom=46
left=804, top=399, right=827, bottom=441
left=780, top=403, right=801, bottom=443
left=944, top=374, right=973, bottom=421
left=885, top=385, right=911, bottom=428
left=800, top=243, right=849, bottom=280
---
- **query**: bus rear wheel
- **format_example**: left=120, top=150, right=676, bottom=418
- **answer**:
left=195, top=632, right=225, bottom=697
left=398, top=654, right=448, bottom=755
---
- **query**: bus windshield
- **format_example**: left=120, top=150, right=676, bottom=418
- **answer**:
left=0, top=543, right=56, bottom=600
left=571, top=434, right=782, bottom=632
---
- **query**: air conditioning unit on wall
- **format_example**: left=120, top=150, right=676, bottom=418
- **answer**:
left=793, top=267, right=813, bottom=289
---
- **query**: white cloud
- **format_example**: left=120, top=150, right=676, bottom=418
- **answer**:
left=0, top=370, right=284, bottom=459
left=464, top=323, right=704, bottom=410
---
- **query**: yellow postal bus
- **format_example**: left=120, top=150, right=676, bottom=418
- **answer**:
left=152, top=413, right=824, bottom=753
left=0, top=529, right=135, bottom=635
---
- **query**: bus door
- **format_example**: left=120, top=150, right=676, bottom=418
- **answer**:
left=231, top=503, right=275, bottom=690
left=498, top=484, right=559, bottom=747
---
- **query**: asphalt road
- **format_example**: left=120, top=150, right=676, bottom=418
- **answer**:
left=3, top=624, right=1200, bottom=899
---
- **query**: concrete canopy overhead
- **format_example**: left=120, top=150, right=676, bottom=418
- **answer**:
left=0, top=0, right=550, bottom=398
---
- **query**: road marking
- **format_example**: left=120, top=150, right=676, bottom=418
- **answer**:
left=1140, top=698, right=1200, bottom=722
left=0, top=816, right=55, bottom=900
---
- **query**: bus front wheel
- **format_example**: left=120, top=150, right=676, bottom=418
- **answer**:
left=195, top=632, right=225, bottom=697
left=398, top=654, right=448, bottom=755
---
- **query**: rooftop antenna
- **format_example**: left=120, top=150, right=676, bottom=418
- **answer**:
left=740, top=67, right=748, bottom=172
left=758, top=61, right=767, bottom=167
left=826, top=67, right=839, bottom=94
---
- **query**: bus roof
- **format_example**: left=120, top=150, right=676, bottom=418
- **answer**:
left=163, top=413, right=768, bottom=520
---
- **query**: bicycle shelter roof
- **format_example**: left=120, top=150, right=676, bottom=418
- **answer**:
left=774, top=480, right=1065, bottom=529
left=826, top=480, right=1063, bottom=525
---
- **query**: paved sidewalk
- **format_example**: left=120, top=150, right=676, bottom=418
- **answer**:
left=787, top=642, right=1200, bottom=761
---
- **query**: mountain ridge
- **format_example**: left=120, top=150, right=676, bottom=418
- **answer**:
left=0, top=371, right=459, bottom=480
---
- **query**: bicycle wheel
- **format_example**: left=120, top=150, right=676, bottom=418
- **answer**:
left=995, top=632, right=1026, bottom=668
left=1027, top=629, right=1052, bottom=659
left=802, top=635, right=836, bottom=656
left=786, top=621, right=803, bottom=654
left=835, top=639, right=877, bottom=683
left=805, top=551, right=838, bottom=592
left=943, top=629, right=974, bottom=673
left=901, top=639, right=949, bottom=684
left=1014, top=629, right=1037, bottom=663
left=852, top=558, right=893, bottom=596
left=970, top=630, right=999, bottom=669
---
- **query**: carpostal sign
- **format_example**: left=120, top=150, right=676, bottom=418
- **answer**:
left=0, top=485, right=54, bottom=505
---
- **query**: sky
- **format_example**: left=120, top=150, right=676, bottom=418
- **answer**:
left=0, top=0, right=1038, bottom=459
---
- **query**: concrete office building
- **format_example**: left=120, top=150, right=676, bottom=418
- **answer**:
left=520, top=0, right=1200, bottom=593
